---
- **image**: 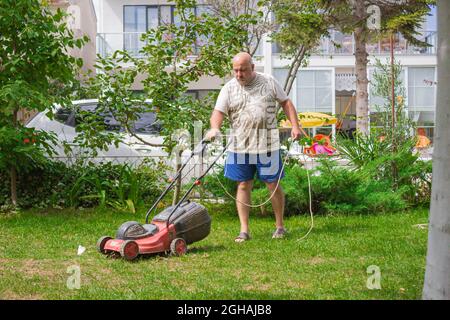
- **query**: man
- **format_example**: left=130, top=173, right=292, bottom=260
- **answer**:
left=205, top=52, right=302, bottom=242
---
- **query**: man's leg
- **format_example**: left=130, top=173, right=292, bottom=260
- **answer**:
left=258, top=150, right=285, bottom=233
left=265, top=181, right=285, bottom=229
left=236, top=179, right=253, bottom=235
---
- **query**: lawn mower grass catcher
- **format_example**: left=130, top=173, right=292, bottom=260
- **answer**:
left=96, top=139, right=225, bottom=260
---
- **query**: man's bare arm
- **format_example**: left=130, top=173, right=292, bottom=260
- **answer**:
left=280, top=99, right=303, bottom=140
left=281, top=99, right=301, bottom=128
left=205, top=109, right=225, bottom=140
left=210, top=109, right=225, bottom=129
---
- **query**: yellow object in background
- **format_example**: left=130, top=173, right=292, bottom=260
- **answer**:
left=280, top=112, right=337, bottom=128
left=416, top=135, right=431, bottom=149
left=416, top=128, right=431, bottom=149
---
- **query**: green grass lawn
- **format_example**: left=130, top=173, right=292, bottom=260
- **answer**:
left=0, top=204, right=429, bottom=300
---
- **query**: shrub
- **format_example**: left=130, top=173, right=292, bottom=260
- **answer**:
left=0, top=159, right=166, bottom=211
left=201, top=158, right=414, bottom=216
left=202, top=165, right=236, bottom=199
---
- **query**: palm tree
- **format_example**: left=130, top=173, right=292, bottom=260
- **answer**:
left=423, top=0, right=450, bottom=300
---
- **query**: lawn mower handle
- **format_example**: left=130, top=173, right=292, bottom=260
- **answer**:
left=164, top=138, right=231, bottom=227
left=144, top=138, right=211, bottom=224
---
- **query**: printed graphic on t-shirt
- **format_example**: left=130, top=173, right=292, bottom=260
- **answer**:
left=215, top=73, right=288, bottom=154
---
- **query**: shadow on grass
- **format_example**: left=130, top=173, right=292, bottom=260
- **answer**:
left=289, top=223, right=370, bottom=236
left=105, top=244, right=228, bottom=263
left=187, top=244, right=227, bottom=254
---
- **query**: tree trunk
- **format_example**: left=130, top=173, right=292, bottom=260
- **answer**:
left=10, top=166, right=17, bottom=207
left=423, top=0, right=450, bottom=300
left=10, top=109, right=18, bottom=206
left=172, top=151, right=182, bottom=206
left=390, top=33, right=398, bottom=189
left=284, top=45, right=307, bottom=96
left=353, top=0, right=369, bottom=135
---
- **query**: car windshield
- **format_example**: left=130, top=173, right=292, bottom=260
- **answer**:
left=54, top=103, right=161, bottom=134
left=134, top=112, right=161, bottom=134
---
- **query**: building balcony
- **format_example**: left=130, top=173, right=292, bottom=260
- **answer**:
left=97, top=32, right=149, bottom=58
left=97, top=30, right=436, bottom=60
left=97, top=32, right=263, bottom=59
left=273, top=30, right=437, bottom=56
left=97, top=32, right=205, bottom=58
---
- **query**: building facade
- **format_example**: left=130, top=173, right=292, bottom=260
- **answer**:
left=93, top=0, right=437, bottom=140
left=51, top=0, right=98, bottom=75
left=19, top=0, right=97, bottom=124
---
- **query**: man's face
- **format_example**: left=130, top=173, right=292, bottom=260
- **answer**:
left=233, top=61, right=255, bottom=86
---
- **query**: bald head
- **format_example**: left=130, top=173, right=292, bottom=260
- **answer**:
left=232, top=52, right=256, bottom=86
left=232, top=52, right=253, bottom=65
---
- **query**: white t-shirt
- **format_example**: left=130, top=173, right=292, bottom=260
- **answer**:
left=214, top=72, right=289, bottom=154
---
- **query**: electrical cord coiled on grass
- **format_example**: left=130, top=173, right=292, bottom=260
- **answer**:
left=210, top=142, right=315, bottom=241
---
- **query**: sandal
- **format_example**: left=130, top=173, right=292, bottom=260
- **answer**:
left=272, top=227, right=287, bottom=239
left=235, top=232, right=250, bottom=243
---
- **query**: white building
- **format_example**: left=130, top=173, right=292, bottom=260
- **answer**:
left=93, top=0, right=438, bottom=140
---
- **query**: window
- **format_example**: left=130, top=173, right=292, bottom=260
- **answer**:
left=55, top=104, right=160, bottom=135
left=408, top=67, right=436, bottom=111
left=124, top=5, right=174, bottom=31
left=409, top=110, right=435, bottom=142
left=368, top=67, right=406, bottom=112
left=296, top=70, right=332, bottom=113
left=425, top=5, right=437, bottom=32
left=133, top=113, right=161, bottom=134
left=274, top=68, right=334, bottom=139
left=124, top=6, right=148, bottom=56
left=124, top=5, right=213, bottom=55
left=124, top=5, right=175, bottom=55
left=273, top=69, right=293, bottom=100
left=272, top=42, right=283, bottom=55
left=273, top=68, right=332, bottom=112
left=124, top=6, right=147, bottom=32
left=54, top=107, right=73, bottom=124
left=333, top=31, right=353, bottom=54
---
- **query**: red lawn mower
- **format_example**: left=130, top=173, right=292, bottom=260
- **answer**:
left=96, top=139, right=226, bottom=260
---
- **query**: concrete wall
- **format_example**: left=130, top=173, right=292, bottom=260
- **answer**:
left=50, top=0, right=97, bottom=76
left=69, top=0, right=98, bottom=76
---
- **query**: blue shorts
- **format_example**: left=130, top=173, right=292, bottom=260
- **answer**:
left=224, top=150, right=285, bottom=183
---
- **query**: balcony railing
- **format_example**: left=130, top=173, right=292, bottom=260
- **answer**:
left=97, top=32, right=265, bottom=59
left=97, top=30, right=437, bottom=59
left=97, top=32, right=149, bottom=58
left=97, top=32, right=204, bottom=58
left=273, top=30, right=437, bottom=56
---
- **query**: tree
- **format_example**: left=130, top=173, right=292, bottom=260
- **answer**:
left=208, top=1, right=332, bottom=96
left=0, top=0, right=87, bottom=206
left=423, top=0, right=450, bottom=300
left=206, top=0, right=274, bottom=57
left=270, top=0, right=332, bottom=95
left=83, top=0, right=256, bottom=203
left=321, top=0, right=434, bottom=134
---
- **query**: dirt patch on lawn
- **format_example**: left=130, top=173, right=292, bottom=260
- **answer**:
left=0, top=290, right=43, bottom=300
left=243, top=283, right=273, bottom=291
left=307, top=256, right=337, bottom=265
left=0, top=258, right=61, bottom=279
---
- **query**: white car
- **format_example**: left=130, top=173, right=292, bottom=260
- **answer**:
left=26, top=99, right=167, bottom=165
